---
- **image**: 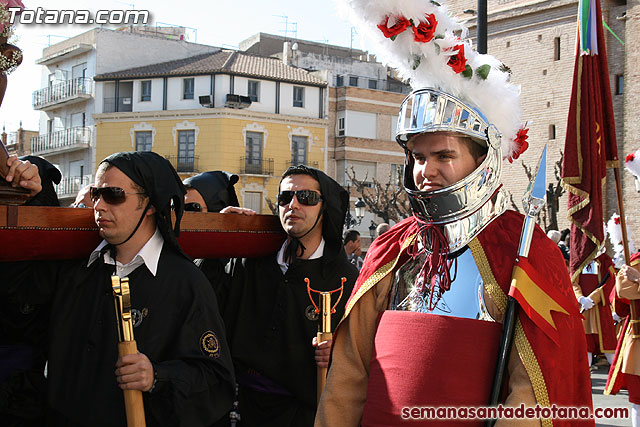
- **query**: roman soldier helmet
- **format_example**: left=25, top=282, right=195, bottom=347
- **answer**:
left=336, top=0, right=529, bottom=251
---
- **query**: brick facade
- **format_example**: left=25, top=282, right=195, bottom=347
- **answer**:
left=444, top=0, right=639, bottom=249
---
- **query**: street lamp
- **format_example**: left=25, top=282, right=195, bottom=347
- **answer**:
left=354, top=198, right=366, bottom=221
left=368, top=221, right=377, bottom=240
left=344, top=187, right=367, bottom=228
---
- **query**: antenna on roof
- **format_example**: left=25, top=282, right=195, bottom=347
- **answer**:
left=350, top=27, right=357, bottom=60
left=273, top=14, right=298, bottom=42
left=114, top=1, right=135, bottom=29
left=44, top=35, right=70, bottom=47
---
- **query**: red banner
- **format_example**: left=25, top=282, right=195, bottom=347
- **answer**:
left=561, top=0, right=618, bottom=282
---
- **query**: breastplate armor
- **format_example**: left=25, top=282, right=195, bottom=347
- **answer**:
left=389, top=246, right=494, bottom=321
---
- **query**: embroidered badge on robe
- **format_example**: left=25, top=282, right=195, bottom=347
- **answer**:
left=131, top=308, right=149, bottom=328
left=200, top=331, right=220, bottom=358
left=305, top=304, right=319, bottom=321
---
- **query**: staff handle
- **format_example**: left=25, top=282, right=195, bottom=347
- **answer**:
left=118, top=340, right=146, bottom=427
left=316, top=330, right=333, bottom=404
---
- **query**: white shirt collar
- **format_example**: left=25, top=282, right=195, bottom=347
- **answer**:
left=277, top=237, right=325, bottom=274
left=88, top=228, right=164, bottom=277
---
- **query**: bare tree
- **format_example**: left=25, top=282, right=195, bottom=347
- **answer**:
left=265, top=197, right=278, bottom=215
left=507, top=151, right=565, bottom=232
left=346, top=167, right=412, bottom=223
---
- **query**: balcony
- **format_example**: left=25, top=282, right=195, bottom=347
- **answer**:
left=31, top=127, right=91, bottom=156
left=166, top=155, right=199, bottom=173
left=103, top=97, right=133, bottom=113
left=56, top=175, right=92, bottom=200
left=240, top=157, right=274, bottom=176
left=32, top=78, right=93, bottom=111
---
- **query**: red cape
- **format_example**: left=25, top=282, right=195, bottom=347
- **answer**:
left=342, top=210, right=593, bottom=425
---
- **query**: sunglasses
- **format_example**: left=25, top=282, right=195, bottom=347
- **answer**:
left=90, top=186, right=146, bottom=205
left=277, top=190, right=322, bottom=206
left=184, top=202, right=202, bottom=212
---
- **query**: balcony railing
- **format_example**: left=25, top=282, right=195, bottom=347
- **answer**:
left=333, top=75, right=411, bottom=94
left=31, top=127, right=91, bottom=155
left=56, top=175, right=92, bottom=199
left=32, top=77, right=93, bottom=110
left=103, top=97, right=133, bottom=113
left=240, top=157, right=274, bottom=175
left=166, top=155, right=199, bottom=173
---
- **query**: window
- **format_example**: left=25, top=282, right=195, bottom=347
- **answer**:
left=183, top=78, right=194, bottom=100
left=245, top=131, right=263, bottom=174
left=177, top=130, right=195, bottom=172
left=135, top=131, right=152, bottom=152
left=71, top=112, right=85, bottom=128
left=141, top=80, right=151, bottom=102
left=549, top=124, right=556, bottom=140
left=291, top=136, right=307, bottom=165
left=345, top=160, right=377, bottom=188
left=390, top=164, right=403, bottom=186
left=244, top=191, right=262, bottom=214
left=338, top=117, right=345, bottom=136
left=293, top=86, right=304, bottom=108
left=616, top=74, right=624, bottom=95
left=554, top=37, right=561, bottom=61
left=349, top=76, right=358, bottom=87
left=368, top=79, right=377, bottom=90
left=248, top=80, right=260, bottom=102
left=336, top=75, right=344, bottom=87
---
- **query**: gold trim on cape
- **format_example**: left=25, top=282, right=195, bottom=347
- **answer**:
left=604, top=321, right=631, bottom=395
left=342, top=233, right=418, bottom=320
left=469, top=238, right=552, bottom=427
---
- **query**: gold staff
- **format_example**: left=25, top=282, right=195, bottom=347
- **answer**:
left=306, top=277, right=345, bottom=404
left=112, top=276, right=146, bottom=427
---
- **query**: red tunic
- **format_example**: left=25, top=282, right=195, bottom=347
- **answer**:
left=340, top=210, right=593, bottom=426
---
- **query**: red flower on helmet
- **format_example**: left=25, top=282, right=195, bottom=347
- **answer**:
left=446, top=44, right=467, bottom=74
left=626, top=152, right=636, bottom=163
left=614, top=216, right=621, bottom=225
left=412, top=14, right=438, bottom=43
left=508, top=128, right=530, bottom=163
left=377, top=15, right=411, bottom=39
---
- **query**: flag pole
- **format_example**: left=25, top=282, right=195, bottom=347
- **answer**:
left=613, top=165, right=631, bottom=264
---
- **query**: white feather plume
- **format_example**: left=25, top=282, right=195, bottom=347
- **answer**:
left=625, top=149, right=640, bottom=179
left=335, top=0, right=522, bottom=157
left=607, top=213, right=636, bottom=268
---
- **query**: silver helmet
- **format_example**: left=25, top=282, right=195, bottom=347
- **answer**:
left=396, top=88, right=508, bottom=252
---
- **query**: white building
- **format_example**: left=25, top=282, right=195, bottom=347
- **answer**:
left=31, top=27, right=219, bottom=203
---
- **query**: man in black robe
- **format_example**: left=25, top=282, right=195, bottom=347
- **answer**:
left=1, top=156, right=60, bottom=426
left=2, top=152, right=235, bottom=427
left=214, top=165, right=359, bottom=427
left=183, top=171, right=240, bottom=213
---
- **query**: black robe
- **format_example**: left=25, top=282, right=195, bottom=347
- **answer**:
left=2, top=246, right=235, bottom=427
left=204, top=166, right=358, bottom=427
left=213, top=250, right=357, bottom=427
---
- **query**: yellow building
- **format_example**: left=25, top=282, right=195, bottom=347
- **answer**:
left=93, top=50, right=328, bottom=213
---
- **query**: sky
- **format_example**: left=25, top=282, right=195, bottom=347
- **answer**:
left=0, top=0, right=360, bottom=132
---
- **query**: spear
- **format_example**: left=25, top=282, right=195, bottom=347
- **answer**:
left=486, top=146, right=547, bottom=427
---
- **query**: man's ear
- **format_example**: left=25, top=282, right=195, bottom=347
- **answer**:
left=476, top=153, right=487, bottom=167
left=146, top=204, right=156, bottom=215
